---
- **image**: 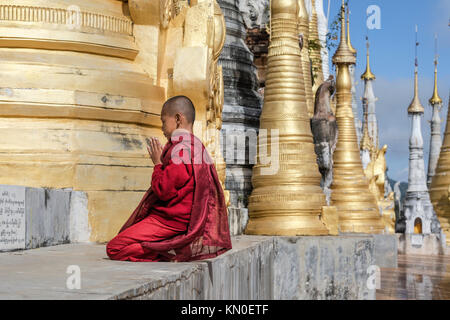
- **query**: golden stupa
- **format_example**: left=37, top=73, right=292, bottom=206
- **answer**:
left=329, top=0, right=384, bottom=234
left=430, top=78, right=450, bottom=245
left=0, top=0, right=227, bottom=242
left=245, top=0, right=335, bottom=236
left=297, top=0, right=314, bottom=118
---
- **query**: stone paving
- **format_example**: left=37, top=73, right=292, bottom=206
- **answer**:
left=377, top=254, right=450, bottom=300
left=0, top=243, right=192, bottom=299
left=0, top=235, right=389, bottom=300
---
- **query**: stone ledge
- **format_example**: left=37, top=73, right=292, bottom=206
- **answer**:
left=0, top=235, right=397, bottom=300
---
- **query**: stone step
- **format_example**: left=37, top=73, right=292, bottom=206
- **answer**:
left=0, top=234, right=397, bottom=300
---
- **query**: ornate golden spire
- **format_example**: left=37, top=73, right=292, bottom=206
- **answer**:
left=332, top=0, right=355, bottom=65
left=360, top=100, right=374, bottom=152
left=298, top=0, right=309, bottom=31
left=298, top=0, right=315, bottom=118
left=408, top=26, right=425, bottom=114
left=429, top=64, right=442, bottom=105
left=245, top=0, right=330, bottom=236
left=361, top=38, right=376, bottom=80
left=408, top=70, right=425, bottom=114
left=346, top=5, right=357, bottom=55
left=360, top=124, right=374, bottom=153
left=310, top=0, right=317, bottom=16
left=429, top=36, right=442, bottom=106
left=330, top=0, right=384, bottom=234
left=309, top=0, right=324, bottom=95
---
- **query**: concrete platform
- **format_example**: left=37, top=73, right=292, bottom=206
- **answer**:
left=0, top=235, right=397, bottom=300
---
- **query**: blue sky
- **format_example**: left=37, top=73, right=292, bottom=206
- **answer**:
left=325, top=0, right=449, bottom=182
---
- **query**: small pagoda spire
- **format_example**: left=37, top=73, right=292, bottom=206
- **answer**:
left=361, top=37, right=376, bottom=81
left=427, top=35, right=443, bottom=187
left=408, top=25, right=425, bottom=114
left=429, top=35, right=442, bottom=106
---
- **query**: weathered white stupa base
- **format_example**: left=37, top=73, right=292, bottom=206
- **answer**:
left=399, top=181, right=445, bottom=256
left=403, top=191, right=441, bottom=232
left=397, top=233, right=448, bottom=256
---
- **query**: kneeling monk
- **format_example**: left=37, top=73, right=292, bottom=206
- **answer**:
left=106, top=95, right=232, bottom=262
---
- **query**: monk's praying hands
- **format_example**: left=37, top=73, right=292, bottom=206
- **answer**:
left=146, top=137, right=163, bottom=165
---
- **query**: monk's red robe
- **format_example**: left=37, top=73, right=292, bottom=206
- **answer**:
left=106, top=130, right=232, bottom=262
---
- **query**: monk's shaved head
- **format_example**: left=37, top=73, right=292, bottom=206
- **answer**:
left=162, top=95, right=196, bottom=124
